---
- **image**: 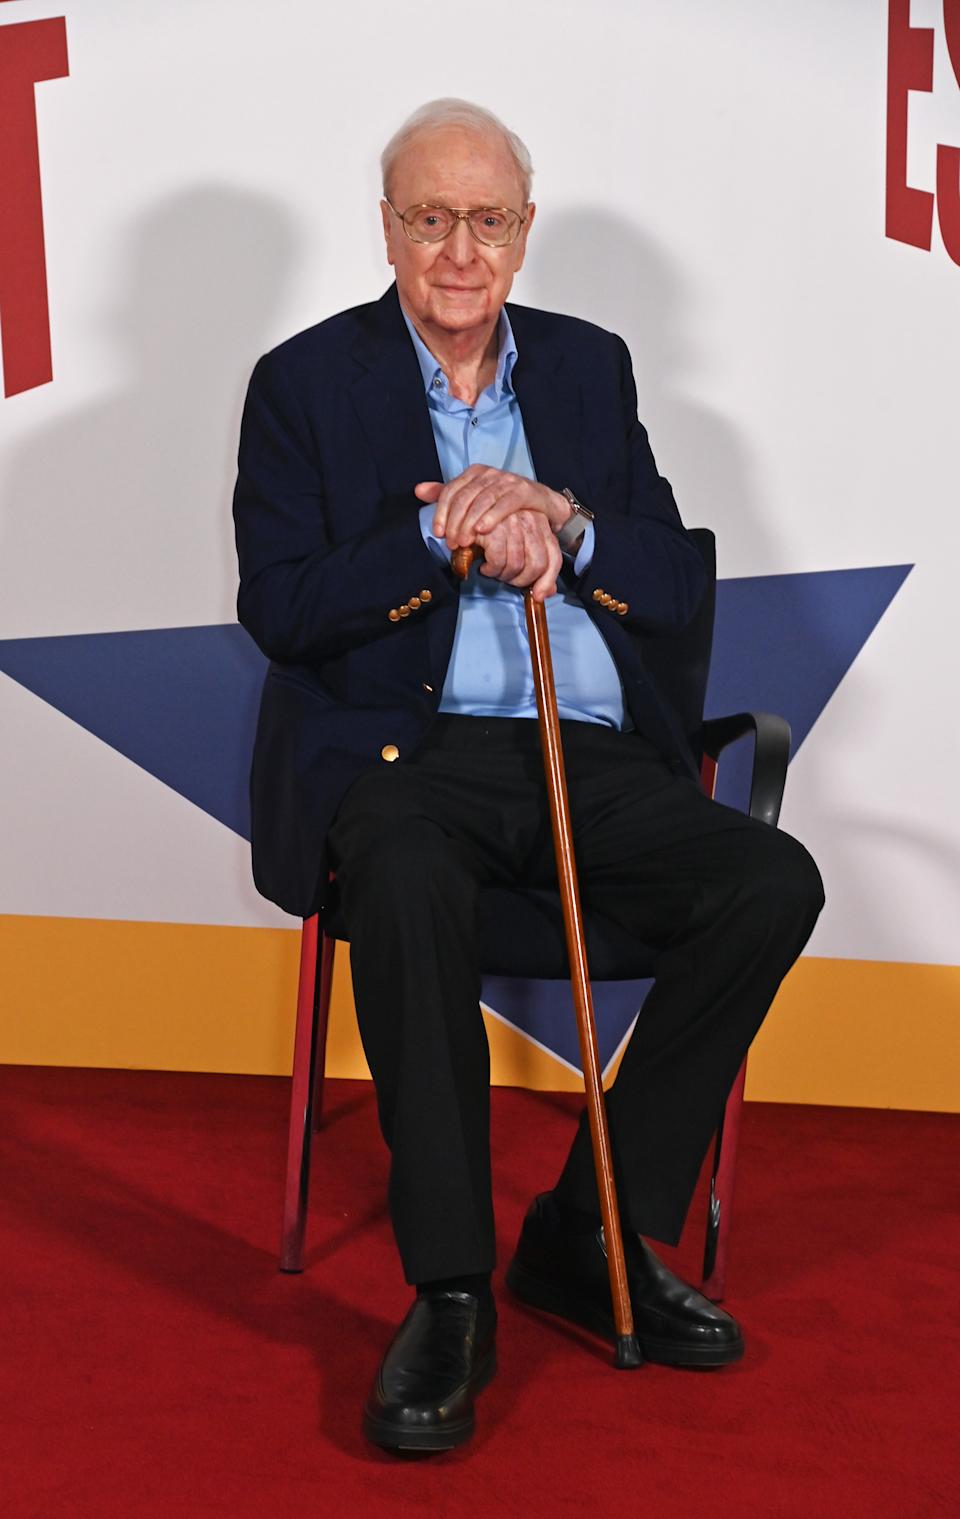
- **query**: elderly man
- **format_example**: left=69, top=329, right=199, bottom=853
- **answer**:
left=233, top=99, right=823, bottom=1453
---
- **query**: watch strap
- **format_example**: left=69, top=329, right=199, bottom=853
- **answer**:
left=556, top=487, right=594, bottom=556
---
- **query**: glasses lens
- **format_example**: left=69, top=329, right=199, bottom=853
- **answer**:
left=403, top=206, right=455, bottom=241
left=467, top=209, right=520, bottom=246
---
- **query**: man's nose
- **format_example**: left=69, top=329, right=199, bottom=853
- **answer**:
left=443, top=218, right=477, bottom=265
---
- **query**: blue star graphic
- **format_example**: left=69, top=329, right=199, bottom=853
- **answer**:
left=0, top=564, right=911, bottom=1071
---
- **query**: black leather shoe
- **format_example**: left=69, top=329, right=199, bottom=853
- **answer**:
left=363, top=1291, right=497, bottom=1452
left=506, top=1193, right=743, bottom=1368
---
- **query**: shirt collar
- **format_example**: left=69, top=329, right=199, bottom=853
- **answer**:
left=400, top=306, right=518, bottom=402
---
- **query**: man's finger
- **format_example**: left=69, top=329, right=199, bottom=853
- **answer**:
left=526, top=517, right=562, bottom=600
left=474, top=480, right=546, bottom=532
left=530, top=573, right=559, bottom=601
left=451, top=486, right=529, bottom=548
left=414, top=481, right=443, bottom=503
left=478, top=523, right=508, bottom=577
left=445, top=472, right=510, bottom=543
left=500, top=515, right=526, bottom=582
left=464, top=481, right=518, bottom=529
left=471, top=489, right=551, bottom=539
left=439, top=467, right=520, bottom=545
left=434, top=471, right=494, bottom=543
left=508, top=516, right=544, bottom=585
left=530, top=540, right=561, bottom=599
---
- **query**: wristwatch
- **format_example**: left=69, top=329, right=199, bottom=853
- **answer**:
left=556, top=487, right=595, bottom=557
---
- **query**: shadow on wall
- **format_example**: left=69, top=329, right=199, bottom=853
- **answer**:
left=0, top=186, right=303, bottom=633
left=526, top=208, right=765, bottom=563
left=525, top=210, right=913, bottom=962
left=1, top=199, right=919, bottom=963
left=525, top=207, right=849, bottom=745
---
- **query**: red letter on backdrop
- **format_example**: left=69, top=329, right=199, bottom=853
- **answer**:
left=0, top=19, right=69, bottom=398
left=937, top=0, right=960, bottom=265
left=886, top=0, right=935, bottom=249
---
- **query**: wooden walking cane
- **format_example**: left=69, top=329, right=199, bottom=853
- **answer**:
left=453, top=545, right=643, bottom=1370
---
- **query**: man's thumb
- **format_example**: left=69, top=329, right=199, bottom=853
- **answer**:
left=414, top=481, right=443, bottom=502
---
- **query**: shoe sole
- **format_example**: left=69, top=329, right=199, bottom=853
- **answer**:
left=362, top=1349, right=497, bottom=1453
left=506, top=1260, right=744, bottom=1369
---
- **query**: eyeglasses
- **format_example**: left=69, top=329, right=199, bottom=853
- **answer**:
left=385, top=200, right=527, bottom=248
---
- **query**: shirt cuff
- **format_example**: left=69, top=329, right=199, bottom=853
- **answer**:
left=572, top=520, right=595, bottom=576
left=419, top=502, right=452, bottom=563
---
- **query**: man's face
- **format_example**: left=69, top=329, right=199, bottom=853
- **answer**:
left=381, top=126, right=534, bottom=340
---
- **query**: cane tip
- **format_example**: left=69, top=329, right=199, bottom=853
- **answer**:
left=614, top=1334, right=644, bottom=1370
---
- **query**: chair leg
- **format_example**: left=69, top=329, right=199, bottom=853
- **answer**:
left=280, top=915, right=332, bottom=1273
left=701, top=1057, right=748, bottom=1302
left=311, top=930, right=336, bottom=1130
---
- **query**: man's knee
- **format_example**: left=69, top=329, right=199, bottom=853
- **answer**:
left=333, top=807, right=474, bottom=900
left=746, top=827, right=825, bottom=933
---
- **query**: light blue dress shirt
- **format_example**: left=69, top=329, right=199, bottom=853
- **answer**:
left=403, top=307, right=628, bottom=729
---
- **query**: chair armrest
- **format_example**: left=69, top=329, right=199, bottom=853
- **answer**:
left=701, top=712, right=791, bottom=829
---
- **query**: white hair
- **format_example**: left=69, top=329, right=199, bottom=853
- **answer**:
left=381, top=98, right=534, bottom=205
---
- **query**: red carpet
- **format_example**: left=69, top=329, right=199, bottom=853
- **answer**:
left=1, top=1067, right=957, bottom=1518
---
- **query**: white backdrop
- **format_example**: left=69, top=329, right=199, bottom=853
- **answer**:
left=1, top=0, right=958, bottom=974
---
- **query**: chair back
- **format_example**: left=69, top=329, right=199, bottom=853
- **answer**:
left=639, top=527, right=716, bottom=761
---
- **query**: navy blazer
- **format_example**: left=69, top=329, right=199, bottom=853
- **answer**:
left=233, top=284, right=707, bottom=917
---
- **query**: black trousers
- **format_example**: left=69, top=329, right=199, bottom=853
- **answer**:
left=328, top=715, right=824, bottom=1286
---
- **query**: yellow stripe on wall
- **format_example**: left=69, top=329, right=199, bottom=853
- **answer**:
left=0, top=914, right=302, bottom=1076
left=745, top=955, right=960, bottom=1112
left=1, top=915, right=957, bottom=1111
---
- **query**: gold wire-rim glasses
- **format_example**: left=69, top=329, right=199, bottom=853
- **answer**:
left=384, top=199, right=527, bottom=247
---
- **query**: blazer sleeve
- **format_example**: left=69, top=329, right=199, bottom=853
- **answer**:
left=572, top=336, right=707, bottom=636
left=233, top=352, right=456, bottom=664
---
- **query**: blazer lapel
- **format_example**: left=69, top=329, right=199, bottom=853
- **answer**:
left=349, top=286, right=457, bottom=686
left=507, top=307, right=590, bottom=502
left=347, top=290, right=594, bottom=685
left=349, top=285, right=443, bottom=497
left=351, top=289, right=587, bottom=501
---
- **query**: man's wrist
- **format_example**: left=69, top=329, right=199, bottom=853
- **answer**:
left=549, top=487, right=575, bottom=533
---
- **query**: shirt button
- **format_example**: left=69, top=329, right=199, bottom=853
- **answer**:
left=470, top=416, right=479, bottom=426
left=381, top=744, right=399, bottom=762
left=432, top=376, right=443, bottom=389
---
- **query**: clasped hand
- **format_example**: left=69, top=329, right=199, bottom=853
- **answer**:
left=415, top=465, right=569, bottom=602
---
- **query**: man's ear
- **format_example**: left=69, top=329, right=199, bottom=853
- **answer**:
left=380, top=200, right=395, bottom=267
left=513, top=201, right=536, bottom=273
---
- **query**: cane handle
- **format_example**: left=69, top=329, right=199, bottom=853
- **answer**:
left=452, top=544, right=482, bottom=580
